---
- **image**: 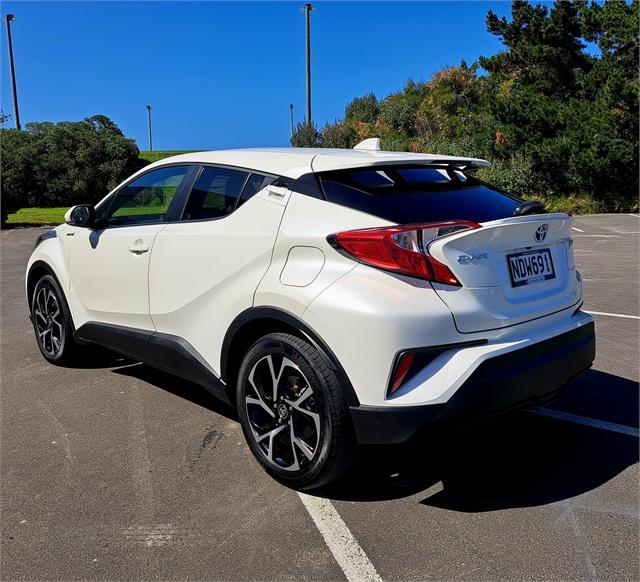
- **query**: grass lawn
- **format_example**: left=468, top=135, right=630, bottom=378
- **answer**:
left=5, top=207, right=68, bottom=226
left=5, top=204, right=171, bottom=227
left=139, top=150, right=195, bottom=163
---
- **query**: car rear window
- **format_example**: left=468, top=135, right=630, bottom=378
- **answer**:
left=318, top=165, right=522, bottom=224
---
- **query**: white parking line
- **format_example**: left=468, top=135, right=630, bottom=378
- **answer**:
left=572, top=227, right=585, bottom=232
left=585, top=310, right=640, bottom=320
left=298, top=492, right=383, bottom=582
left=528, top=408, right=639, bottom=438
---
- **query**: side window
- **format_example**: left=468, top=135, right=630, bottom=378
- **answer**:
left=237, top=173, right=276, bottom=209
left=182, top=166, right=249, bottom=221
left=107, top=166, right=189, bottom=226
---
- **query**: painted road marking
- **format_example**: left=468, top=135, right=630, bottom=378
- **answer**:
left=298, top=492, right=383, bottom=582
left=529, top=408, right=639, bottom=438
left=572, top=227, right=585, bottom=232
left=585, top=310, right=640, bottom=320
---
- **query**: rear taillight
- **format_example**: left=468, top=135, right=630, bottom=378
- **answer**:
left=328, top=221, right=480, bottom=286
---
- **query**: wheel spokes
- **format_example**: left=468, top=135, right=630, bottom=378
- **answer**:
left=37, top=289, right=48, bottom=317
left=34, top=309, right=47, bottom=325
left=265, top=355, right=282, bottom=402
left=287, top=421, right=300, bottom=471
left=285, top=387, right=321, bottom=437
left=247, top=368, right=276, bottom=418
left=245, top=353, right=321, bottom=472
left=34, top=286, right=63, bottom=357
left=253, top=424, right=287, bottom=464
left=291, top=426, right=315, bottom=461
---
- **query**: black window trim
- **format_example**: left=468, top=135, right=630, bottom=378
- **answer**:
left=93, top=160, right=322, bottom=230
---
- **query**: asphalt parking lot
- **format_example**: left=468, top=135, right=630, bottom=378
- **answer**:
left=1, top=214, right=638, bottom=581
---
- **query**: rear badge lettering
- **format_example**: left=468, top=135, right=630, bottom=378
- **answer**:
left=457, top=253, right=488, bottom=265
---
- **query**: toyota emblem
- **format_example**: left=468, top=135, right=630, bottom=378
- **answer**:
left=534, top=224, right=549, bottom=243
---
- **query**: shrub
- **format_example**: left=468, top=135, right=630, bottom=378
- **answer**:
left=321, top=121, right=357, bottom=149
left=476, top=153, right=540, bottom=199
left=378, top=92, right=419, bottom=136
left=344, top=92, right=379, bottom=124
left=290, top=121, right=322, bottom=148
left=0, top=115, right=145, bottom=223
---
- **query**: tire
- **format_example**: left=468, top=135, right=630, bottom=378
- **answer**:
left=31, top=274, right=82, bottom=366
left=236, top=332, right=358, bottom=490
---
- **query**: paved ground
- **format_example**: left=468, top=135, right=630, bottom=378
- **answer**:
left=1, top=214, right=638, bottom=581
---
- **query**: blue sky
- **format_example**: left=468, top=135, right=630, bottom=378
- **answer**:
left=1, top=1, right=517, bottom=150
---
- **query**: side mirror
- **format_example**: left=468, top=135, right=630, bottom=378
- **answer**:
left=64, top=204, right=95, bottom=228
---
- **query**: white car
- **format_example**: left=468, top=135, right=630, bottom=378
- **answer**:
left=26, top=140, right=595, bottom=489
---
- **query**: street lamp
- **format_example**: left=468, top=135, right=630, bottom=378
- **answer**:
left=289, top=104, right=295, bottom=137
left=303, top=3, right=313, bottom=124
left=146, top=105, right=153, bottom=151
left=5, top=14, right=21, bottom=130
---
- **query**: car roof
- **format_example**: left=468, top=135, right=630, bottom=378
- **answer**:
left=148, top=147, right=490, bottom=179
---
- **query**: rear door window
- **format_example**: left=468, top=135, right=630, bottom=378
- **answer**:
left=319, top=165, right=522, bottom=224
left=182, top=166, right=249, bottom=221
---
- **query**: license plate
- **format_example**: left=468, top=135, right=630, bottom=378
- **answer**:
left=507, top=249, right=555, bottom=287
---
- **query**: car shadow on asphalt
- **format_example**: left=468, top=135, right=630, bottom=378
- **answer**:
left=320, top=369, right=639, bottom=510
left=108, top=361, right=637, bottom=511
left=65, top=345, right=133, bottom=369
left=111, top=361, right=237, bottom=421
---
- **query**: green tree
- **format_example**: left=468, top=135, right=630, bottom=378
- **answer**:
left=479, top=0, right=638, bottom=209
left=379, top=81, right=427, bottom=137
left=0, top=115, right=145, bottom=222
left=344, top=92, right=379, bottom=124
left=290, top=121, right=322, bottom=147
left=321, top=121, right=357, bottom=149
left=289, top=0, right=639, bottom=211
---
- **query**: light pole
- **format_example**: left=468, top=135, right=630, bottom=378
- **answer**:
left=304, top=3, right=312, bottom=124
left=146, top=105, right=153, bottom=151
left=5, top=14, right=21, bottom=130
left=289, top=104, right=295, bottom=137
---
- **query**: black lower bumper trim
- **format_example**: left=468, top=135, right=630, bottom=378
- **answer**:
left=350, top=321, right=596, bottom=444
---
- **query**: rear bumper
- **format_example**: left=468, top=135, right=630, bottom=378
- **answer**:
left=350, top=321, right=596, bottom=444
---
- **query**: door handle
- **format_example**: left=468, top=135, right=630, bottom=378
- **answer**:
left=128, top=240, right=149, bottom=255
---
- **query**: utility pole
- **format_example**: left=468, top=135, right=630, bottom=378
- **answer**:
left=304, top=3, right=312, bottom=124
left=5, top=14, right=21, bottom=130
left=146, top=105, right=153, bottom=151
left=289, top=104, right=295, bottom=137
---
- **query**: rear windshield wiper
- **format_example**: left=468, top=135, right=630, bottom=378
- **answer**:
left=513, top=200, right=546, bottom=216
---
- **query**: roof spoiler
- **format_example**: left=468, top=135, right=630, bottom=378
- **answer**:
left=351, top=137, right=490, bottom=168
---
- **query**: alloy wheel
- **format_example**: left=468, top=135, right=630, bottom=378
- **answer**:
left=34, top=286, right=64, bottom=358
left=245, top=354, right=321, bottom=471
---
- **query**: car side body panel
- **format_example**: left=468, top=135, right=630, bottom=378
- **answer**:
left=148, top=191, right=288, bottom=375
left=67, top=223, right=166, bottom=330
left=253, top=191, right=392, bottom=317
left=27, top=239, right=70, bottom=308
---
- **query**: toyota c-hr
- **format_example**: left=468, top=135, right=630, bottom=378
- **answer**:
left=26, top=140, right=595, bottom=489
